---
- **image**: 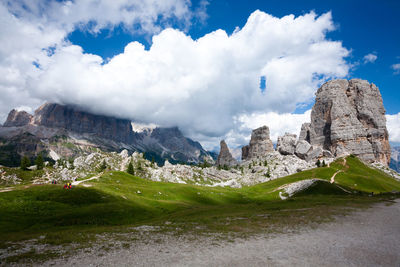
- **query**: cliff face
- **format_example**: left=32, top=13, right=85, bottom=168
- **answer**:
left=0, top=103, right=214, bottom=166
left=3, top=109, right=33, bottom=127
left=33, top=103, right=134, bottom=143
left=309, top=79, right=390, bottom=165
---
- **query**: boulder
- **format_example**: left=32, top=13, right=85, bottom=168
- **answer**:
left=276, top=133, right=297, bottom=155
left=305, top=146, right=323, bottom=162
left=295, top=140, right=312, bottom=160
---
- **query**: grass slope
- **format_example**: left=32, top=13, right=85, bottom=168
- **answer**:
left=0, top=156, right=399, bottom=263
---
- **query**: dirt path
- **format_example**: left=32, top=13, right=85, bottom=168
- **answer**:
left=71, top=173, right=101, bottom=186
left=44, top=199, right=400, bottom=267
left=330, top=170, right=342, bottom=183
left=330, top=157, right=347, bottom=184
left=0, top=187, right=14, bottom=193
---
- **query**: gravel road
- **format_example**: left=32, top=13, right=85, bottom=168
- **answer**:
left=46, top=199, right=400, bottom=267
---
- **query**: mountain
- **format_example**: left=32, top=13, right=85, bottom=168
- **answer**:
left=390, top=146, right=400, bottom=173
left=0, top=103, right=214, bottom=166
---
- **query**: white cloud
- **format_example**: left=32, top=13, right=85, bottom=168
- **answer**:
left=363, top=53, right=377, bottom=64
left=236, top=110, right=311, bottom=144
left=0, top=0, right=198, bottom=123
left=387, top=113, right=400, bottom=143
left=392, top=63, right=400, bottom=75
left=5, top=0, right=194, bottom=35
left=0, top=3, right=350, bottom=148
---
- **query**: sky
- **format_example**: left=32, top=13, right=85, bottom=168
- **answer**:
left=0, top=0, right=399, bottom=150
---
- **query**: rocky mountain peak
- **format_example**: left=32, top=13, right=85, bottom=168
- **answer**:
left=216, top=140, right=237, bottom=167
left=3, top=109, right=33, bottom=127
left=309, top=79, right=390, bottom=165
left=242, top=125, right=274, bottom=160
left=33, top=103, right=134, bottom=143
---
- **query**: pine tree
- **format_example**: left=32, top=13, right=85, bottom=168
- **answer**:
left=137, top=160, right=142, bottom=171
left=20, top=156, right=30, bottom=170
left=322, top=160, right=326, bottom=167
left=316, top=159, right=321, bottom=167
left=142, top=152, right=146, bottom=159
left=99, top=160, right=107, bottom=172
left=151, top=157, right=155, bottom=167
left=127, top=160, right=134, bottom=175
left=35, top=154, right=44, bottom=170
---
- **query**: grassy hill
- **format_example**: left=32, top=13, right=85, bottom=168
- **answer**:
left=0, top=156, right=399, bottom=263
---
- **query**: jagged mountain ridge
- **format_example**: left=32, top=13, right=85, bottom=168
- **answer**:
left=0, top=103, right=214, bottom=166
left=390, top=146, right=400, bottom=173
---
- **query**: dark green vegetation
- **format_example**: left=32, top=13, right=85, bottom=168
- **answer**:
left=0, top=156, right=399, bottom=264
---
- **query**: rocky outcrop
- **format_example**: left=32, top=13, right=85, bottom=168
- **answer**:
left=3, top=110, right=32, bottom=127
left=299, top=123, right=311, bottom=142
left=276, top=133, right=297, bottom=155
left=216, top=140, right=237, bottom=167
left=309, top=79, right=391, bottom=166
left=242, top=126, right=274, bottom=160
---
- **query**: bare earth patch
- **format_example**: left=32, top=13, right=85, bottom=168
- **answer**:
left=39, top=199, right=400, bottom=267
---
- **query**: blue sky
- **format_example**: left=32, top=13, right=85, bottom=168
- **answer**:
left=1, top=0, right=399, bottom=148
left=69, top=0, right=400, bottom=114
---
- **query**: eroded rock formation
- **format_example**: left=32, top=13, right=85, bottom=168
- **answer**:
left=242, top=126, right=274, bottom=160
left=309, top=79, right=390, bottom=165
left=216, top=140, right=237, bottom=167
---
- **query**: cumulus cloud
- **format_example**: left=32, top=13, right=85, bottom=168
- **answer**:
left=387, top=113, right=400, bottom=143
left=0, top=0, right=198, bottom=122
left=0, top=2, right=351, bottom=148
left=236, top=110, right=311, bottom=144
left=363, top=53, right=377, bottom=64
left=5, top=0, right=194, bottom=35
left=392, top=63, right=400, bottom=75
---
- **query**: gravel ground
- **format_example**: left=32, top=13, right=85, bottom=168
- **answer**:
left=46, top=200, right=400, bottom=267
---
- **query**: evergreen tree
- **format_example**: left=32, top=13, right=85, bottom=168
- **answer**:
left=316, top=159, right=321, bottom=167
left=137, top=161, right=143, bottom=171
left=322, top=160, right=326, bottom=167
left=264, top=160, right=268, bottom=167
left=142, top=152, right=146, bottom=159
left=266, top=167, right=271, bottom=178
left=99, top=160, right=107, bottom=172
left=151, top=157, right=155, bottom=167
left=127, top=160, right=134, bottom=175
left=35, top=154, right=44, bottom=170
left=20, top=156, right=30, bottom=170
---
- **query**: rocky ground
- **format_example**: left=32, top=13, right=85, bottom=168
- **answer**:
left=41, top=199, right=400, bottom=267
